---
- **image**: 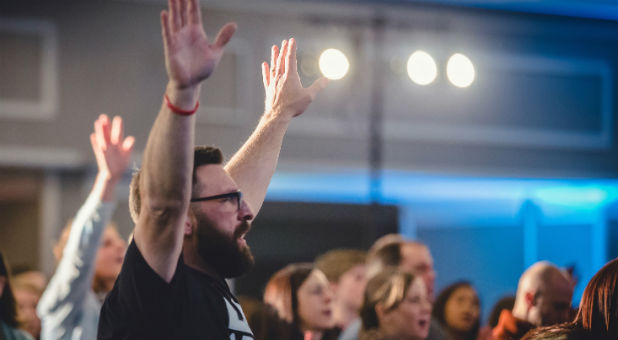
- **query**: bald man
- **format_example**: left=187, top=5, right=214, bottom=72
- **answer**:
left=492, top=261, right=574, bottom=340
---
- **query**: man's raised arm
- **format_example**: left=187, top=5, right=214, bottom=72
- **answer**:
left=134, top=0, right=235, bottom=282
left=225, top=38, right=327, bottom=215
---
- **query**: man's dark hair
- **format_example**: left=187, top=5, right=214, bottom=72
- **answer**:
left=129, top=146, right=223, bottom=223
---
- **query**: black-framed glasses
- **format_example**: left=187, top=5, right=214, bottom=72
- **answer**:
left=190, top=190, right=242, bottom=211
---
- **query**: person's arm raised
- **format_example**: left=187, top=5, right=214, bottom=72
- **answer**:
left=225, top=38, right=327, bottom=215
left=133, top=0, right=236, bottom=282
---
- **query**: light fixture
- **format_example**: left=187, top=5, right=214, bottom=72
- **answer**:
left=447, top=53, right=475, bottom=88
left=318, top=48, right=349, bottom=80
left=407, top=50, right=437, bottom=86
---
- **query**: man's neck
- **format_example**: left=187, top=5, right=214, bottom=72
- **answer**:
left=182, top=242, right=222, bottom=279
left=511, top=304, right=531, bottom=324
left=333, top=302, right=358, bottom=330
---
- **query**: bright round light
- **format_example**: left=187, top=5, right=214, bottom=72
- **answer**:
left=406, top=51, right=437, bottom=86
left=318, top=48, right=349, bottom=80
left=447, top=53, right=475, bottom=88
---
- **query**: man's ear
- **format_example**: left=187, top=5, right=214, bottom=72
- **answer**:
left=184, top=212, right=194, bottom=236
left=525, top=291, right=536, bottom=308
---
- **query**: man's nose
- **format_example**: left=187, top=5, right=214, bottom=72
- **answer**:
left=238, top=199, right=254, bottom=221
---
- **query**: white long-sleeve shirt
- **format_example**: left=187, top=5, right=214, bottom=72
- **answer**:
left=37, top=188, right=115, bottom=340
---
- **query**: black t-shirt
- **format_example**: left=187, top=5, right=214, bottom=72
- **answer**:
left=97, top=240, right=254, bottom=340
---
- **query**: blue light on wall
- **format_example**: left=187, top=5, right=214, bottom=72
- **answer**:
left=265, top=170, right=618, bottom=320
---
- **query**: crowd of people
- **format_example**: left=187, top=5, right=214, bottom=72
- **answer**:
left=0, top=0, right=616, bottom=339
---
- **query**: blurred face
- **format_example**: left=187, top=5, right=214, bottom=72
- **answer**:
left=444, top=286, right=480, bottom=334
left=400, top=244, right=436, bottom=301
left=94, top=227, right=126, bottom=283
left=335, top=264, right=367, bottom=312
left=529, top=276, right=573, bottom=326
left=381, top=278, right=432, bottom=340
left=297, top=270, right=335, bottom=332
left=14, top=287, right=41, bottom=338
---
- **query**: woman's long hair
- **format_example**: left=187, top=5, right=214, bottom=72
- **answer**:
left=263, top=263, right=339, bottom=340
left=432, top=281, right=480, bottom=340
left=574, top=257, right=617, bottom=339
left=264, top=263, right=314, bottom=327
left=0, top=251, right=20, bottom=328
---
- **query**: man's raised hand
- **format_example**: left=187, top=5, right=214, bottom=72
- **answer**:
left=262, top=38, right=328, bottom=121
left=161, top=0, right=236, bottom=89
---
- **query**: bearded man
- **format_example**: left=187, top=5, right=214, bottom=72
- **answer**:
left=97, top=0, right=326, bottom=338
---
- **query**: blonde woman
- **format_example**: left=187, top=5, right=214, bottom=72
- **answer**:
left=359, top=268, right=432, bottom=340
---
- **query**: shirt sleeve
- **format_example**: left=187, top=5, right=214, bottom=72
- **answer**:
left=37, top=188, right=116, bottom=339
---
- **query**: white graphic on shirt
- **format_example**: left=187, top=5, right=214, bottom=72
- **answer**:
left=224, top=298, right=254, bottom=340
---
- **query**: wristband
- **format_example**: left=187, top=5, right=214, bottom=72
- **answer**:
left=164, top=94, right=199, bottom=116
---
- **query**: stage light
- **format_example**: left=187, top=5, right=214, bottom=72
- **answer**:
left=318, top=48, right=349, bottom=80
left=406, top=50, right=437, bottom=86
left=447, top=53, right=475, bottom=88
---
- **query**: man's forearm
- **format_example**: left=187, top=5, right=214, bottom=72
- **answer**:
left=225, top=112, right=291, bottom=215
left=140, top=84, right=198, bottom=233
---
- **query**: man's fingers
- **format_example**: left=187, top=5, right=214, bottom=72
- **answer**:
left=212, top=22, right=237, bottom=49
left=111, top=116, right=124, bottom=145
left=168, top=0, right=180, bottom=32
left=179, top=0, right=187, bottom=27
left=286, top=37, right=297, bottom=75
left=160, top=11, right=172, bottom=53
left=307, top=77, right=328, bottom=100
left=275, top=40, right=287, bottom=77
left=188, top=0, right=201, bottom=25
left=122, top=136, right=136, bottom=153
left=261, top=62, right=270, bottom=89
left=270, top=45, right=279, bottom=79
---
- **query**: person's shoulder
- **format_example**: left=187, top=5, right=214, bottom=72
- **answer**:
left=426, top=316, right=448, bottom=340
left=0, top=321, right=35, bottom=340
left=338, top=317, right=361, bottom=340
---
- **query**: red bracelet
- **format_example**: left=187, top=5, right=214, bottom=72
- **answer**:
left=164, top=94, right=199, bottom=116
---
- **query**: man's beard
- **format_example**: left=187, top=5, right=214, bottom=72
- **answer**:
left=194, top=211, right=255, bottom=278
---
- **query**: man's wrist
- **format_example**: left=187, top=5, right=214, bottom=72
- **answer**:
left=165, top=82, right=201, bottom=111
left=262, top=108, right=294, bottom=124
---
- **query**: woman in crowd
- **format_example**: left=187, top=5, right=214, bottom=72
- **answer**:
left=522, top=257, right=617, bottom=340
left=0, top=252, right=34, bottom=340
left=263, top=263, right=339, bottom=340
left=37, top=115, right=133, bottom=340
left=432, top=281, right=481, bottom=340
left=359, top=268, right=432, bottom=340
